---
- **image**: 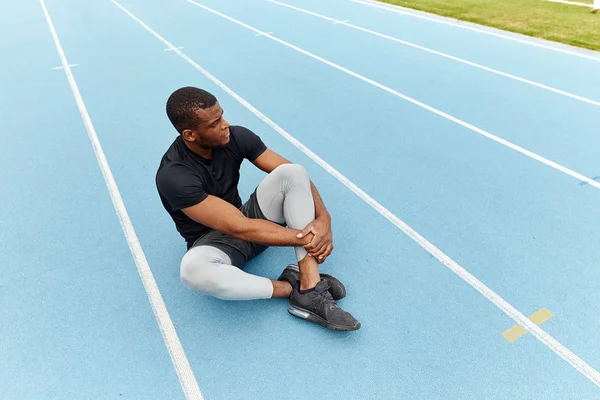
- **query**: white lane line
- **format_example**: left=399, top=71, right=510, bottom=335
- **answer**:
left=185, top=0, right=600, bottom=190
left=165, top=46, right=185, bottom=51
left=113, top=0, right=600, bottom=387
left=39, top=1, right=203, bottom=399
left=52, top=63, right=79, bottom=69
left=351, top=0, right=600, bottom=62
left=268, top=0, right=600, bottom=108
left=548, top=0, right=593, bottom=7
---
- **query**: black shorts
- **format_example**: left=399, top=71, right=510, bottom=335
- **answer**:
left=188, top=190, right=270, bottom=268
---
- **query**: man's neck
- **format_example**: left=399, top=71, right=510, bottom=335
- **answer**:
left=184, top=140, right=214, bottom=160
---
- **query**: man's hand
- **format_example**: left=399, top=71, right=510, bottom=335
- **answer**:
left=296, top=216, right=333, bottom=262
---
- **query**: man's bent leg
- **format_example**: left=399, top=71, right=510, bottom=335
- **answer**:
left=256, top=164, right=321, bottom=289
left=255, top=164, right=360, bottom=331
left=181, top=245, right=291, bottom=300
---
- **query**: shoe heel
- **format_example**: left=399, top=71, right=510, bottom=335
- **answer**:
left=287, top=305, right=310, bottom=319
left=286, top=264, right=299, bottom=272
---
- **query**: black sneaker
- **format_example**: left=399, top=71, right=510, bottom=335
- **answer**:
left=278, top=264, right=346, bottom=300
left=288, top=280, right=360, bottom=331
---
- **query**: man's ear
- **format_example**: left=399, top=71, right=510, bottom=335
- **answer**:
left=182, top=129, right=196, bottom=142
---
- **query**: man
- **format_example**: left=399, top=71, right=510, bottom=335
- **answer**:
left=156, top=87, right=360, bottom=331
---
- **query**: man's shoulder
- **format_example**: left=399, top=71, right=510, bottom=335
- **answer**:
left=156, top=138, right=201, bottom=186
left=228, top=125, right=264, bottom=149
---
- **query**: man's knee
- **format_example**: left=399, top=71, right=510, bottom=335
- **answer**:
left=272, top=163, right=309, bottom=183
left=180, top=252, right=225, bottom=296
left=179, top=246, right=274, bottom=301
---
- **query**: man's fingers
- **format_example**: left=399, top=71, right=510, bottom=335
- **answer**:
left=312, top=241, right=329, bottom=256
left=297, top=225, right=315, bottom=239
left=316, top=245, right=333, bottom=263
left=315, top=242, right=333, bottom=260
left=304, top=236, right=322, bottom=252
left=318, top=248, right=332, bottom=260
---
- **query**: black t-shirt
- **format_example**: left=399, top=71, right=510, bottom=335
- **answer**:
left=156, top=125, right=267, bottom=248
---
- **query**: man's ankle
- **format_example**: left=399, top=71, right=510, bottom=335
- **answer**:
left=271, top=280, right=292, bottom=298
left=299, top=280, right=320, bottom=291
left=298, top=255, right=320, bottom=290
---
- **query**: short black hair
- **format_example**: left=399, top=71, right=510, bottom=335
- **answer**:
left=166, top=87, right=218, bottom=134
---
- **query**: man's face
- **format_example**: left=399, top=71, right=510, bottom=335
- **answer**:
left=183, top=102, right=230, bottom=147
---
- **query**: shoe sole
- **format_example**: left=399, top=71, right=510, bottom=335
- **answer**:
left=283, top=265, right=347, bottom=300
left=288, top=304, right=361, bottom=332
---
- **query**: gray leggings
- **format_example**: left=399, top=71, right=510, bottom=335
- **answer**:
left=179, top=164, right=315, bottom=300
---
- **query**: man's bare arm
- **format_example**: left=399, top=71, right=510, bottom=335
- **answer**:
left=309, top=181, right=330, bottom=222
left=182, top=195, right=311, bottom=247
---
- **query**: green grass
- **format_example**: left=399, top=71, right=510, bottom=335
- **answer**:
left=379, top=0, right=600, bottom=51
